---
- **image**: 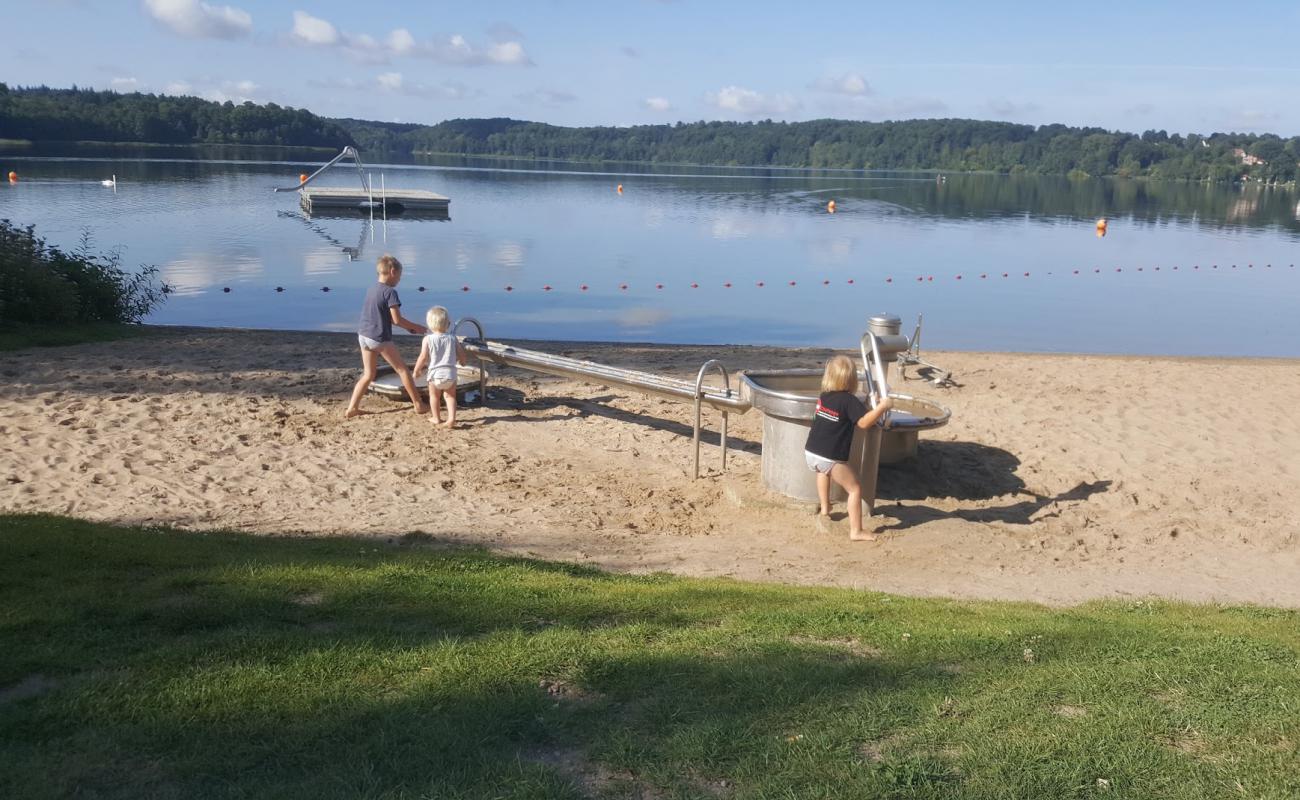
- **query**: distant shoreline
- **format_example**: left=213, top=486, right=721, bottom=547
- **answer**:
left=0, top=139, right=337, bottom=153
left=4, top=141, right=1295, bottom=187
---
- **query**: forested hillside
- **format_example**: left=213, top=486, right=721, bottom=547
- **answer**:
left=0, top=86, right=354, bottom=148
left=339, top=116, right=1300, bottom=182
left=3, top=85, right=1296, bottom=181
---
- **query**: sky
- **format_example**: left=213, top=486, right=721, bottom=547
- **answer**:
left=5, top=0, right=1300, bottom=136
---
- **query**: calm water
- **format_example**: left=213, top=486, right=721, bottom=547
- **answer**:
left=2, top=149, right=1298, bottom=355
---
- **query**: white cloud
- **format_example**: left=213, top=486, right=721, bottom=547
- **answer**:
left=813, top=73, right=871, bottom=96
left=111, top=77, right=140, bottom=90
left=643, top=96, right=672, bottom=112
left=706, top=85, right=800, bottom=116
left=386, top=28, right=416, bottom=54
left=149, top=78, right=257, bottom=103
left=143, top=0, right=252, bottom=39
left=203, top=79, right=258, bottom=103
left=286, top=15, right=531, bottom=67
left=377, top=72, right=403, bottom=91
left=290, top=10, right=339, bottom=45
left=485, top=41, right=529, bottom=65
left=421, top=34, right=531, bottom=66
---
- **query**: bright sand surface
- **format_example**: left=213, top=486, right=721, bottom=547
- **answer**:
left=2, top=327, right=1297, bottom=606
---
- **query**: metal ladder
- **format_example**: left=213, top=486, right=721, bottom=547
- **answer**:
left=856, top=331, right=891, bottom=515
left=452, top=316, right=490, bottom=404
left=692, top=360, right=732, bottom=479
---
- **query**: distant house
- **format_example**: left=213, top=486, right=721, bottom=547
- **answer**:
left=1232, top=148, right=1266, bottom=166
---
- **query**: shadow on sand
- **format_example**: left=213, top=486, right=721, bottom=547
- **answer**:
left=875, top=440, right=1111, bottom=531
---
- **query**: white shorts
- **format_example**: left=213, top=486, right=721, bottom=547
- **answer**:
left=358, top=334, right=386, bottom=351
left=805, top=450, right=843, bottom=474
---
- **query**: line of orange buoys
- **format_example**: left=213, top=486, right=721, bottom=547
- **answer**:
left=183, top=262, right=1292, bottom=297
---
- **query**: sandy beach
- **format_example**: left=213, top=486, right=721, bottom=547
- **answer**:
left=2, top=326, right=1297, bottom=606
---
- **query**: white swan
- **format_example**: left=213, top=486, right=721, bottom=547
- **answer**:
left=101, top=175, right=116, bottom=187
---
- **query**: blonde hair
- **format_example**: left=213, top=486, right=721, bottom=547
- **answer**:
left=425, top=305, right=450, bottom=333
left=376, top=254, right=402, bottom=277
left=821, top=355, right=858, bottom=394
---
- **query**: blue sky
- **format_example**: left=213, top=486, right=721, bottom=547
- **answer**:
left=7, top=0, right=1299, bottom=135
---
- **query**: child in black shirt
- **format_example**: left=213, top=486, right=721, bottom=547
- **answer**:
left=804, top=355, right=893, bottom=540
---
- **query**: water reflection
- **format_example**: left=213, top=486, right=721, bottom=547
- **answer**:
left=279, top=211, right=369, bottom=261
left=161, top=252, right=263, bottom=295
left=0, top=149, right=1297, bottom=355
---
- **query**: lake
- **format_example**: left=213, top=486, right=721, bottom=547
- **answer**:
left=2, top=148, right=1298, bottom=356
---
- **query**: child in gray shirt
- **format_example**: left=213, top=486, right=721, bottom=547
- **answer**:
left=413, top=306, right=467, bottom=428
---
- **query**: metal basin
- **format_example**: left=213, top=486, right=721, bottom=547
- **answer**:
left=739, top=369, right=951, bottom=501
left=369, top=364, right=486, bottom=402
left=739, top=369, right=950, bottom=432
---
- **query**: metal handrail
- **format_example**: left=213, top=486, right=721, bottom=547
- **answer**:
left=859, top=332, right=892, bottom=429
left=692, top=359, right=731, bottom=479
left=451, top=316, right=488, bottom=405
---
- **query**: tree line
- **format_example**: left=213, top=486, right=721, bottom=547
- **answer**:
left=0, top=85, right=354, bottom=148
left=344, top=117, right=1300, bottom=183
left=3, top=86, right=1297, bottom=182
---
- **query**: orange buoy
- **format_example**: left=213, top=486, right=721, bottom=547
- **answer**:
left=7, top=171, right=16, bottom=183
left=299, top=173, right=308, bottom=183
left=1095, top=218, right=1107, bottom=238
left=616, top=183, right=623, bottom=194
left=827, top=199, right=836, bottom=213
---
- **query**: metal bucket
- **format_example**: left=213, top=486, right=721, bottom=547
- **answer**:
left=868, top=314, right=902, bottom=338
left=739, top=369, right=879, bottom=505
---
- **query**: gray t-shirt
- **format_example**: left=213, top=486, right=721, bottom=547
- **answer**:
left=358, top=282, right=400, bottom=341
left=423, top=332, right=458, bottom=382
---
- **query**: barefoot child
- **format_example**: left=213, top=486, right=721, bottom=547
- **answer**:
left=413, top=306, right=467, bottom=428
left=344, top=255, right=427, bottom=418
left=804, top=355, right=893, bottom=541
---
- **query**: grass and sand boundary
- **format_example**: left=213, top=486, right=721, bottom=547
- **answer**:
left=2, top=326, right=1300, bottom=797
left=2, top=513, right=1298, bottom=799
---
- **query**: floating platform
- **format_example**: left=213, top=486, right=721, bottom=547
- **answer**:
left=300, top=187, right=450, bottom=216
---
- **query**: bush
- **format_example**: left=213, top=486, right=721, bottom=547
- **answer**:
left=0, top=219, right=167, bottom=326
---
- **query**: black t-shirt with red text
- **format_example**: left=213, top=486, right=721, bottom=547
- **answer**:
left=804, top=391, right=867, bottom=462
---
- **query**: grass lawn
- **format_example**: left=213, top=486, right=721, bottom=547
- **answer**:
left=1, top=514, right=1297, bottom=799
left=0, top=322, right=145, bottom=352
